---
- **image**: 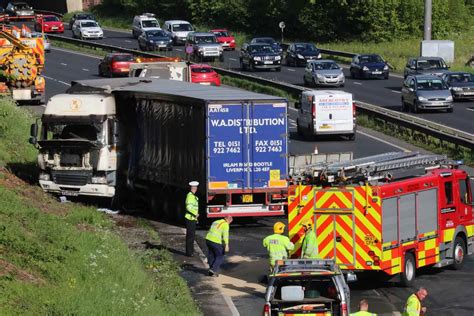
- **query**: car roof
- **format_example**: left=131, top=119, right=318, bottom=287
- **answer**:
left=210, top=29, right=228, bottom=32
left=191, top=32, right=215, bottom=36
left=190, top=63, right=213, bottom=69
left=107, top=53, right=133, bottom=57
left=165, top=20, right=191, bottom=24
left=446, top=72, right=472, bottom=75
left=412, top=74, right=443, bottom=80
left=358, top=53, right=381, bottom=57
left=309, top=59, right=336, bottom=63
left=252, top=37, right=275, bottom=41
left=414, top=56, right=444, bottom=61
left=79, top=20, right=98, bottom=24
left=294, top=42, right=314, bottom=45
left=272, top=270, right=338, bottom=278
left=248, top=43, right=271, bottom=46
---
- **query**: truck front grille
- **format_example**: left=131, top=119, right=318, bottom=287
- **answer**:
left=51, top=170, right=92, bottom=186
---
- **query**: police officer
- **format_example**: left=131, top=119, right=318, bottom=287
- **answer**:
left=205, top=215, right=233, bottom=277
left=301, top=218, right=319, bottom=259
left=402, top=287, right=428, bottom=316
left=263, top=222, right=294, bottom=271
left=351, top=299, right=377, bottom=316
left=185, top=181, right=199, bottom=257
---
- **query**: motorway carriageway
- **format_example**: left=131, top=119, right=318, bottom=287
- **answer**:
left=51, top=24, right=474, bottom=135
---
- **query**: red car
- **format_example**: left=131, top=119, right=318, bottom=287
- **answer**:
left=98, top=53, right=136, bottom=77
left=210, top=29, right=235, bottom=50
left=35, top=15, right=64, bottom=33
left=190, top=64, right=221, bottom=86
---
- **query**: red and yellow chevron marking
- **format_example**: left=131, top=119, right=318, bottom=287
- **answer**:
left=442, top=227, right=455, bottom=243
left=288, top=185, right=314, bottom=258
left=381, top=241, right=401, bottom=275
left=417, top=231, right=439, bottom=268
left=33, top=38, right=44, bottom=67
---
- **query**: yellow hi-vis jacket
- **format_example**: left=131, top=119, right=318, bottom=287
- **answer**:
left=402, top=294, right=421, bottom=316
left=206, top=219, right=229, bottom=245
left=185, top=192, right=199, bottom=221
left=301, top=228, right=319, bottom=259
left=263, top=234, right=294, bottom=266
left=350, top=311, right=377, bottom=316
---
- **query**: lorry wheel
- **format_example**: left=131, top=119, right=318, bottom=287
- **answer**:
left=400, top=252, right=416, bottom=287
left=452, top=236, right=466, bottom=270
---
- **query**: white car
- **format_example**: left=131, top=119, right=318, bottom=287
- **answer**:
left=72, top=20, right=103, bottom=40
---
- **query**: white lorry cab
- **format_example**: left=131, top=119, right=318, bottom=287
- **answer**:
left=295, top=90, right=356, bottom=140
left=132, top=13, right=161, bottom=38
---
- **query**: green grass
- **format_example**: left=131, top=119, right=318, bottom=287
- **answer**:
left=50, top=39, right=107, bottom=57
left=62, top=11, right=131, bottom=30
left=221, top=75, right=297, bottom=101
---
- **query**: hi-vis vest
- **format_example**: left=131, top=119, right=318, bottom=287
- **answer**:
left=301, top=228, right=319, bottom=259
left=185, top=192, right=198, bottom=221
left=402, top=294, right=421, bottom=316
left=206, top=219, right=229, bottom=245
left=263, top=234, right=294, bottom=265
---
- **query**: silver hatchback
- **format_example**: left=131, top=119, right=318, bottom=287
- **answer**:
left=303, top=60, right=344, bottom=87
left=401, top=75, right=453, bottom=113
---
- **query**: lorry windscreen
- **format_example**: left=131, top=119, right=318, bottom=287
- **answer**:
left=42, top=122, right=104, bottom=142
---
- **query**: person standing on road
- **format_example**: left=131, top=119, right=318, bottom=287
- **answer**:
left=351, top=299, right=377, bottom=316
left=301, top=219, right=319, bottom=259
left=205, top=215, right=233, bottom=276
left=402, top=287, right=428, bottom=316
left=185, top=181, right=199, bottom=257
left=263, top=222, right=294, bottom=272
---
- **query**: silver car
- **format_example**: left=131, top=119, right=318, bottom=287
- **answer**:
left=401, top=75, right=453, bottom=113
left=185, top=32, right=223, bottom=62
left=30, top=32, right=51, bottom=52
left=303, top=60, right=344, bottom=87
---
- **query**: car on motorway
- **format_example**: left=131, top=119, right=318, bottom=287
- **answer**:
left=185, top=32, right=224, bottom=62
left=98, top=53, right=136, bottom=77
left=303, top=59, right=344, bottom=87
left=285, top=43, right=321, bottom=67
left=138, top=29, right=172, bottom=51
left=263, top=259, right=353, bottom=316
left=250, top=37, right=283, bottom=54
left=349, top=54, right=389, bottom=79
left=404, top=56, right=450, bottom=78
left=240, top=43, right=282, bottom=71
left=190, top=64, right=221, bottom=86
left=163, top=20, right=194, bottom=45
left=441, top=72, right=474, bottom=100
left=210, top=29, right=235, bottom=50
left=29, top=32, right=51, bottom=52
left=132, top=13, right=160, bottom=38
left=68, top=12, right=96, bottom=30
left=5, top=1, right=34, bottom=18
left=34, top=15, right=64, bottom=33
left=401, top=75, right=453, bottom=113
left=72, top=20, right=103, bottom=40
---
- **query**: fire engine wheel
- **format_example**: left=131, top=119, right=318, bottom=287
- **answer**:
left=452, top=236, right=466, bottom=270
left=401, top=252, right=416, bottom=287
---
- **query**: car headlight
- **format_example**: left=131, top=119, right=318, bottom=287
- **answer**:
left=418, top=96, right=428, bottom=101
left=383, top=65, right=389, bottom=70
left=275, top=55, right=281, bottom=61
left=338, top=73, right=344, bottom=78
left=316, top=74, right=324, bottom=79
left=253, top=56, right=262, bottom=61
left=169, top=39, right=173, bottom=42
left=198, top=47, right=204, bottom=52
left=452, top=87, right=462, bottom=91
left=317, top=53, right=322, bottom=59
left=231, top=39, right=235, bottom=43
left=297, top=54, right=304, bottom=59
left=39, top=173, right=50, bottom=181
left=149, top=40, right=154, bottom=43
left=362, top=66, right=369, bottom=71
left=91, top=176, right=108, bottom=184
left=446, top=95, right=453, bottom=101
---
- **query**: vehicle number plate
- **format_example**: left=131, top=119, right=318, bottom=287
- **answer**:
left=199, top=82, right=211, bottom=85
left=242, top=194, right=253, bottom=203
left=464, top=92, right=474, bottom=95
left=364, top=235, right=377, bottom=246
left=158, top=44, right=166, bottom=48
left=264, top=61, right=273, bottom=65
left=319, top=124, right=332, bottom=129
left=61, top=191, right=79, bottom=197
left=52, top=27, right=58, bottom=29
left=372, top=71, right=382, bottom=74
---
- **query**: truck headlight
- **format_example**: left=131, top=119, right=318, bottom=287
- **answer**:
left=91, top=176, right=108, bottom=184
left=418, top=96, right=427, bottom=101
left=39, top=173, right=50, bottom=181
left=253, top=56, right=262, bottom=61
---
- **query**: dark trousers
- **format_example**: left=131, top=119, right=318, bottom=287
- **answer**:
left=185, top=219, right=196, bottom=256
left=206, top=240, right=225, bottom=272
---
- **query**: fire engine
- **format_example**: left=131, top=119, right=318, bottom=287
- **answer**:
left=288, top=151, right=474, bottom=286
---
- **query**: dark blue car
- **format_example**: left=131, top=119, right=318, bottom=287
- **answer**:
left=350, top=54, right=389, bottom=79
left=240, top=43, right=282, bottom=72
left=138, top=30, right=173, bottom=51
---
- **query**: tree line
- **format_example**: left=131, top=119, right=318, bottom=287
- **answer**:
left=97, top=0, right=473, bottom=42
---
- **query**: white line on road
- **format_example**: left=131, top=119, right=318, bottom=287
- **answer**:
left=353, top=82, right=362, bottom=85
left=175, top=48, right=183, bottom=51
left=288, top=107, right=298, bottom=112
left=286, top=68, right=296, bottom=72
left=60, top=63, right=67, bottom=66
left=391, top=90, right=401, bottom=94
left=467, top=107, right=474, bottom=112
left=223, top=295, right=240, bottom=316
left=51, top=47, right=102, bottom=59
left=124, top=40, right=132, bottom=43
left=229, top=58, right=237, bottom=61
left=43, top=75, right=71, bottom=87
left=82, top=68, right=90, bottom=72
left=372, top=289, right=381, bottom=296
left=357, top=130, right=409, bottom=151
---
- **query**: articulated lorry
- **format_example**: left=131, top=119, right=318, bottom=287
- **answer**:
left=30, top=78, right=288, bottom=220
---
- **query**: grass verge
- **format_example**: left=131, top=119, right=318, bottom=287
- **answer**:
left=0, top=97, right=200, bottom=314
left=221, top=75, right=297, bottom=101
left=50, top=39, right=107, bottom=57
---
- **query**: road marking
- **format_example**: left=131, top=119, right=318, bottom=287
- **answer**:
left=391, top=90, right=401, bottom=94
left=229, top=58, right=237, bottom=61
left=60, top=63, right=67, bottom=66
left=467, top=107, right=474, bottom=112
left=372, top=289, right=381, bottom=296
left=43, top=75, right=71, bottom=87
left=357, top=130, right=409, bottom=151
left=353, top=82, right=362, bottom=85
left=124, top=40, right=132, bottom=43
left=223, top=295, right=240, bottom=316
left=82, top=68, right=90, bottom=72
left=287, top=68, right=296, bottom=72
left=51, top=47, right=102, bottom=59
left=175, top=48, right=182, bottom=51
left=288, top=107, right=298, bottom=112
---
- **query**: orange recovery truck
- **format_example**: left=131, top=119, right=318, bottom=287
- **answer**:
left=287, top=151, right=474, bottom=285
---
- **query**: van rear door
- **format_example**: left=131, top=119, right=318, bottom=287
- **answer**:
left=314, top=92, right=353, bottom=134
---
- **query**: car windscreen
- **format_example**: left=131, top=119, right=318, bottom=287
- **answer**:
left=271, top=277, right=339, bottom=301
left=213, top=31, right=229, bottom=37
left=416, top=79, right=447, bottom=90
left=250, top=45, right=276, bottom=53
left=417, top=59, right=447, bottom=70
left=295, top=44, right=317, bottom=52
left=449, top=73, right=474, bottom=83
left=81, top=22, right=98, bottom=28
left=43, top=16, right=59, bottom=22
left=359, top=55, right=383, bottom=63
left=147, top=30, right=167, bottom=37
left=314, top=62, right=340, bottom=70
left=255, top=38, right=275, bottom=44
left=196, top=36, right=217, bottom=44
left=192, top=67, right=214, bottom=73
left=172, top=24, right=193, bottom=31
left=77, top=14, right=94, bottom=20
left=15, top=3, right=29, bottom=9
left=113, top=55, right=135, bottom=62
left=142, top=20, right=159, bottom=28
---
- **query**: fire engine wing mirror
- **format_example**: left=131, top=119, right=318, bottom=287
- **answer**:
left=29, top=123, right=38, bottom=145
left=294, top=101, right=301, bottom=109
left=345, top=272, right=357, bottom=283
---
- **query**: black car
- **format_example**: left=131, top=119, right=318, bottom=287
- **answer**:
left=285, top=43, right=321, bottom=67
left=240, top=43, right=282, bottom=72
left=250, top=37, right=283, bottom=54
left=441, top=72, right=474, bottom=100
left=138, top=30, right=173, bottom=51
left=350, top=54, right=389, bottom=79
left=69, top=12, right=96, bottom=30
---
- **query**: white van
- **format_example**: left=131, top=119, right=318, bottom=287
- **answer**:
left=132, top=13, right=160, bottom=38
left=295, top=90, right=356, bottom=140
left=163, top=20, right=194, bottom=45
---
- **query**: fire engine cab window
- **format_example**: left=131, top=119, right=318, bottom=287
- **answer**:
left=459, top=179, right=470, bottom=204
left=444, top=181, right=453, bottom=204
